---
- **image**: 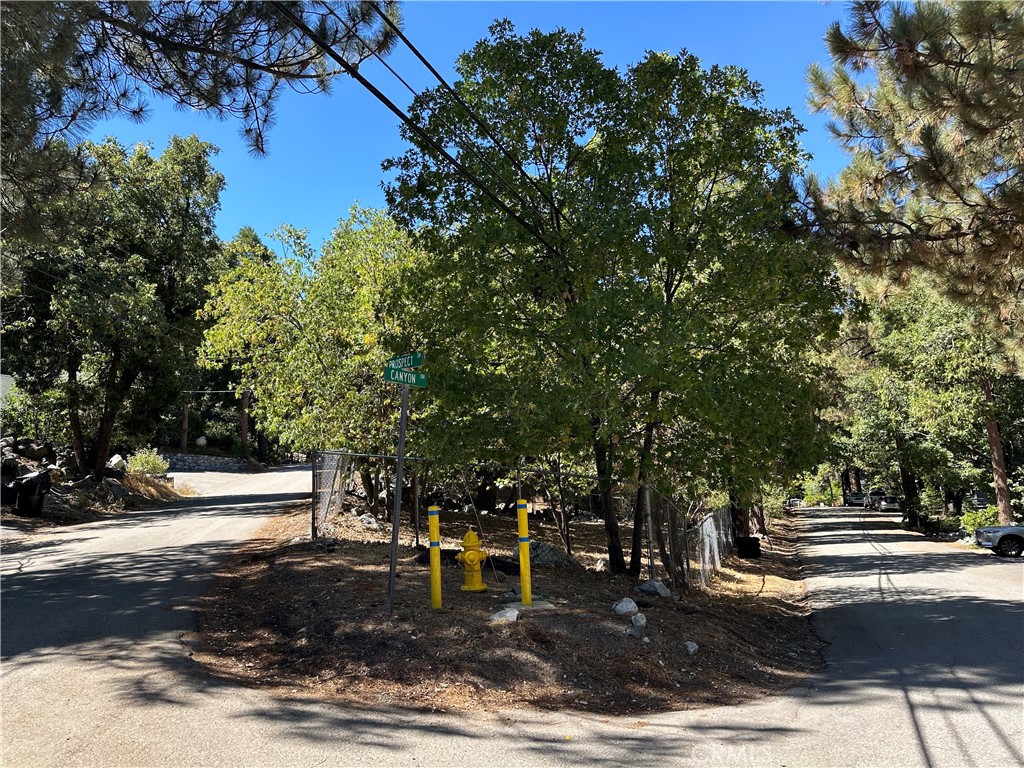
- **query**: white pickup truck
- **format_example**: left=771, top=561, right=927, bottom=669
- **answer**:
left=975, top=524, right=1024, bottom=557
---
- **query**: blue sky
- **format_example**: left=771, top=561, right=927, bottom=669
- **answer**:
left=88, top=1, right=850, bottom=250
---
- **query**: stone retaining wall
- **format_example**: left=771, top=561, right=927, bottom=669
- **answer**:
left=160, top=452, right=250, bottom=472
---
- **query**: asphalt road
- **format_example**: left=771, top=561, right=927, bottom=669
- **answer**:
left=2, top=484, right=1022, bottom=767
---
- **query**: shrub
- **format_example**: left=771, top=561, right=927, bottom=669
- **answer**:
left=126, top=447, right=169, bottom=476
left=959, top=505, right=1000, bottom=534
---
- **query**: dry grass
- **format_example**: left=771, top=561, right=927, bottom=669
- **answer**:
left=121, top=473, right=193, bottom=500
left=189, top=505, right=823, bottom=716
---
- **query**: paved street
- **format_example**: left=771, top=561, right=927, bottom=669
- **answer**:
left=2, top=486, right=1022, bottom=767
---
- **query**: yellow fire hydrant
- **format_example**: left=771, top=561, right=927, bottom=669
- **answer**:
left=456, top=529, right=488, bottom=592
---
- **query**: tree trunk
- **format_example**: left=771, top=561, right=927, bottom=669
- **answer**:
left=650, top=495, right=680, bottom=588
left=841, top=465, right=852, bottom=500
left=67, top=354, right=87, bottom=478
left=981, top=378, right=1014, bottom=525
left=592, top=423, right=626, bottom=574
left=89, top=354, right=140, bottom=480
left=240, top=389, right=251, bottom=456
left=893, top=433, right=920, bottom=527
left=751, top=501, right=767, bottom=534
left=728, top=475, right=747, bottom=539
left=474, top=468, right=499, bottom=513
left=360, top=464, right=375, bottom=509
left=628, top=393, right=660, bottom=576
left=555, top=466, right=572, bottom=557
left=91, top=409, right=119, bottom=480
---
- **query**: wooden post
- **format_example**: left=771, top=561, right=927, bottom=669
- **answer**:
left=179, top=401, right=189, bottom=452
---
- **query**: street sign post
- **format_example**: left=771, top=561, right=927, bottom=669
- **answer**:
left=384, top=352, right=426, bottom=615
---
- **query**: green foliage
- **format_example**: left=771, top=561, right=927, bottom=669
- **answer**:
left=201, top=207, right=423, bottom=454
left=834, top=276, right=1020, bottom=521
left=807, top=0, right=1024, bottom=350
left=2, top=136, right=226, bottom=478
left=1, top=1, right=402, bottom=240
left=384, top=23, right=843, bottom=499
left=126, top=447, right=169, bottom=476
left=959, top=506, right=1000, bottom=535
left=0, top=384, right=71, bottom=446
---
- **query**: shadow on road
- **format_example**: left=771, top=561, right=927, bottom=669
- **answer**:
left=1, top=538, right=276, bottom=661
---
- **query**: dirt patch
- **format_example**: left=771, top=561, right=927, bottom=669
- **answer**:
left=190, top=505, right=823, bottom=716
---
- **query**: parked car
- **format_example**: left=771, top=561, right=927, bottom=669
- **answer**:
left=785, top=498, right=804, bottom=509
left=847, top=491, right=866, bottom=506
left=865, top=489, right=886, bottom=509
left=878, top=495, right=901, bottom=513
left=975, top=524, right=1024, bottom=557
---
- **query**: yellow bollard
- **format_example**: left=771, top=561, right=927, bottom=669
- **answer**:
left=428, top=505, right=441, bottom=609
left=517, top=499, right=532, bottom=606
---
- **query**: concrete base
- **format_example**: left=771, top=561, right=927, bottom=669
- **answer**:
left=503, top=600, right=556, bottom=611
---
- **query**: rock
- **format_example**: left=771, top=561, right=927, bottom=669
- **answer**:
left=593, top=558, right=609, bottom=572
left=22, top=442, right=51, bottom=461
left=102, top=478, right=129, bottom=497
left=631, top=613, right=647, bottom=629
left=683, top=640, right=699, bottom=655
left=106, top=454, right=127, bottom=471
left=512, top=540, right=583, bottom=569
left=195, top=436, right=208, bottom=448
left=612, top=597, right=639, bottom=617
left=489, top=608, right=520, bottom=623
left=636, top=579, right=672, bottom=598
left=626, top=625, right=645, bottom=640
left=0, top=437, right=15, bottom=449
left=359, top=513, right=383, bottom=531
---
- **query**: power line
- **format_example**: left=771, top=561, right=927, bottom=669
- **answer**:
left=317, top=1, right=551, bottom=232
left=367, top=0, right=573, bottom=234
left=268, top=1, right=560, bottom=256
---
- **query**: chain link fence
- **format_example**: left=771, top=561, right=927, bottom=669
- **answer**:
left=311, top=450, right=428, bottom=540
left=310, top=452, right=736, bottom=589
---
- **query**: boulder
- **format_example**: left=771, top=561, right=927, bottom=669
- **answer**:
left=512, top=540, right=583, bottom=569
left=612, top=597, right=639, bottom=617
left=22, top=441, right=52, bottom=461
left=683, top=640, right=699, bottom=655
left=636, top=579, right=672, bottom=598
left=359, top=513, right=384, bottom=531
left=102, top=478, right=129, bottom=497
left=625, top=625, right=645, bottom=640
left=631, top=613, right=648, bottom=629
left=106, top=454, right=127, bottom=471
left=489, top=608, right=520, bottom=624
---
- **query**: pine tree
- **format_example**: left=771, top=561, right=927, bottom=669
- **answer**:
left=806, top=1, right=1023, bottom=348
left=1, top=1, right=401, bottom=239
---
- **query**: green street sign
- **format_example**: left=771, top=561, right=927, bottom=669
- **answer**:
left=384, top=367, right=428, bottom=388
left=386, top=351, right=425, bottom=370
